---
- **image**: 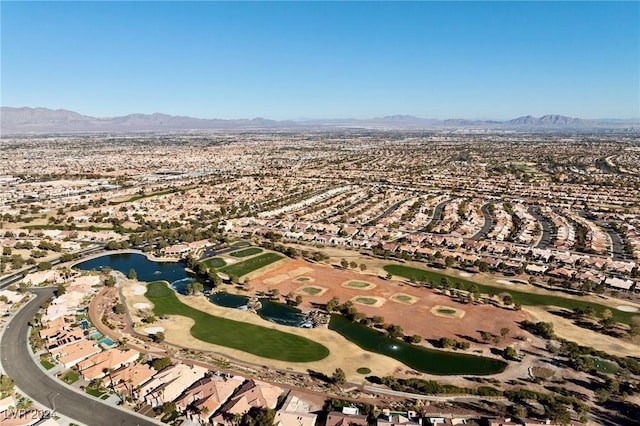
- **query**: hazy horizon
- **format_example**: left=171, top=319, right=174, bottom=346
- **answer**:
left=2, top=2, right=639, bottom=120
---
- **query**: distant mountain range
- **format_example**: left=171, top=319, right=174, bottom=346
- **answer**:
left=1, top=107, right=638, bottom=134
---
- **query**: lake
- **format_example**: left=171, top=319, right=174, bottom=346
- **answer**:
left=329, top=314, right=507, bottom=375
left=74, top=252, right=196, bottom=293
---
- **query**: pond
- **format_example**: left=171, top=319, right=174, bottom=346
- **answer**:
left=210, top=291, right=306, bottom=327
left=74, top=253, right=197, bottom=294
left=329, top=314, right=507, bottom=376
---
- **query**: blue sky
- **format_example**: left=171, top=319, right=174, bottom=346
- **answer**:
left=2, top=1, right=639, bottom=119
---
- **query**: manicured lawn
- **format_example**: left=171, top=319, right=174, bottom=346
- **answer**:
left=384, top=264, right=635, bottom=324
left=357, top=367, right=371, bottom=374
left=296, top=277, right=311, bottom=282
left=393, top=295, right=413, bottom=303
left=146, top=281, right=329, bottom=362
left=354, top=297, right=378, bottom=305
left=40, top=360, right=55, bottom=370
left=201, top=257, right=227, bottom=269
left=231, top=240, right=251, bottom=247
left=85, top=387, right=105, bottom=397
left=592, top=357, right=619, bottom=374
left=221, top=252, right=283, bottom=277
left=436, top=308, right=457, bottom=315
left=345, top=281, right=373, bottom=288
left=61, top=371, right=80, bottom=384
left=229, top=247, right=263, bottom=258
left=302, top=287, right=322, bottom=295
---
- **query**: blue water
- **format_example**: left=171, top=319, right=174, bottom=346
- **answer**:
left=90, top=331, right=103, bottom=339
left=79, top=320, right=89, bottom=330
left=98, top=337, right=115, bottom=347
left=75, top=253, right=196, bottom=294
left=210, top=292, right=305, bottom=327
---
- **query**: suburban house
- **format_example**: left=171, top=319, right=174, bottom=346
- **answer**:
left=140, top=363, right=209, bottom=408
left=103, top=362, right=156, bottom=396
left=50, top=338, right=101, bottom=369
left=174, top=374, right=245, bottom=424
left=212, top=379, right=283, bottom=425
left=77, top=348, right=140, bottom=381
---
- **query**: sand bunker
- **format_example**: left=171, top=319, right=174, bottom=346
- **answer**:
left=295, top=285, right=328, bottom=297
left=144, top=326, right=165, bottom=334
left=133, top=302, right=151, bottom=310
left=342, top=280, right=376, bottom=290
left=458, top=272, right=474, bottom=277
left=497, top=279, right=516, bottom=285
left=431, top=305, right=465, bottom=319
left=390, top=293, right=418, bottom=305
left=263, top=267, right=314, bottom=285
left=132, top=285, right=147, bottom=295
left=264, top=274, right=289, bottom=285
left=617, top=305, right=639, bottom=312
left=351, top=295, right=385, bottom=308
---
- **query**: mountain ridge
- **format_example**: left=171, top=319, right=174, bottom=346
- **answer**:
left=1, top=107, right=637, bottom=134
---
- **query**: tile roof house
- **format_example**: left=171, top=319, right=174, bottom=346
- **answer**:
left=212, top=379, right=283, bottom=425
left=174, top=374, right=245, bottom=424
left=104, top=362, right=156, bottom=396
left=140, top=363, right=209, bottom=408
left=78, top=348, right=140, bottom=381
left=50, top=338, right=101, bottom=369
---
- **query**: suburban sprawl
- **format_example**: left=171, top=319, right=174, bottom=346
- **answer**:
left=1, top=129, right=639, bottom=426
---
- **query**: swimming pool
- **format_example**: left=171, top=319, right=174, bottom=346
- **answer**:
left=98, top=337, right=115, bottom=347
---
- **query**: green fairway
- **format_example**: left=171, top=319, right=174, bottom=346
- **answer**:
left=229, top=247, right=263, bottom=258
left=221, top=252, right=283, bottom=277
left=145, top=281, right=329, bottom=362
left=201, top=257, right=227, bottom=268
left=231, top=241, right=251, bottom=247
left=384, top=264, right=635, bottom=324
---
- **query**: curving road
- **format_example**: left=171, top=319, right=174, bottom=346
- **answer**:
left=471, top=204, right=495, bottom=241
left=1, top=287, right=159, bottom=426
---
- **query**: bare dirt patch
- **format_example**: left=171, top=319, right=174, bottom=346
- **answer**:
left=250, top=259, right=529, bottom=349
left=431, top=305, right=465, bottom=319
left=390, top=293, right=418, bottom=305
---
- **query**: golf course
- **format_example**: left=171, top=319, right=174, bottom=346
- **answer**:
left=145, top=281, right=329, bottom=362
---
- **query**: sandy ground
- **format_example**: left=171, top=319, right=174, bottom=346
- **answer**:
left=525, top=307, right=638, bottom=357
left=617, top=305, right=639, bottom=312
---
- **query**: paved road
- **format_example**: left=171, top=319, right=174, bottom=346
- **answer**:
left=528, top=206, right=554, bottom=249
left=420, top=198, right=450, bottom=231
left=471, top=204, right=495, bottom=241
left=1, top=287, right=159, bottom=426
